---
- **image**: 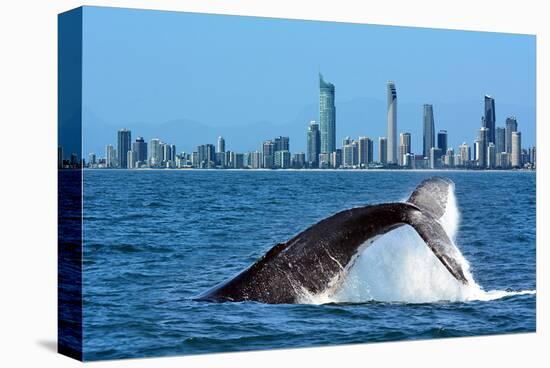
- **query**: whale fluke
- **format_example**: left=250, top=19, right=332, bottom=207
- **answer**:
left=197, top=177, right=467, bottom=304
left=407, top=176, right=453, bottom=220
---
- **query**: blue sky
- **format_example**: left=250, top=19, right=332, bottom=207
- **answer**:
left=81, top=6, right=536, bottom=156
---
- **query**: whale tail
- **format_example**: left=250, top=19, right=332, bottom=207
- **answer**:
left=403, top=177, right=468, bottom=284
left=407, top=176, right=454, bottom=220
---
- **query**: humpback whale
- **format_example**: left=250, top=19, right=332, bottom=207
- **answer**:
left=197, top=177, right=468, bottom=304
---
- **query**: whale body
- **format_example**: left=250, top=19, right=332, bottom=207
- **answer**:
left=197, top=177, right=468, bottom=304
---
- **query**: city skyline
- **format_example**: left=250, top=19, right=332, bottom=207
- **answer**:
left=66, top=78, right=536, bottom=171
left=79, top=6, right=535, bottom=157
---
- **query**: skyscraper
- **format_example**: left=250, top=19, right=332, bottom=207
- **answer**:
left=398, top=132, right=411, bottom=167
left=378, top=137, right=387, bottom=164
left=148, top=138, right=162, bottom=167
left=117, top=129, right=131, bottom=168
left=273, top=136, right=290, bottom=152
left=429, top=147, right=443, bottom=169
left=423, top=104, right=435, bottom=158
left=105, top=144, right=116, bottom=168
left=459, top=142, right=470, bottom=164
left=387, top=81, right=397, bottom=164
left=358, top=136, right=373, bottom=168
left=132, top=136, right=147, bottom=164
left=319, top=74, right=336, bottom=154
left=262, top=140, right=275, bottom=168
left=478, top=127, right=489, bottom=167
left=217, top=136, right=225, bottom=153
left=505, top=116, right=518, bottom=153
left=306, top=121, right=321, bottom=168
left=274, top=150, right=291, bottom=169
left=495, top=127, right=506, bottom=153
left=437, top=130, right=448, bottom=154
left=197, top=144, right=215, bottom=168
left=342, top=140, right=358, bottom=168
left=127, top=150, right=136, bottom=169
left=487, top=143, right=496, bottom=169
left=484, top=95, right=496, bottom=144
left=511, top=131, right=522, bottom=168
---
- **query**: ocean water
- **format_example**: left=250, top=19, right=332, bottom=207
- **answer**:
left=82, top=170, right=536, bottom=361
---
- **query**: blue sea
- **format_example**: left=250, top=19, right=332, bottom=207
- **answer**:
left=82, top=170, right=536, bottom=361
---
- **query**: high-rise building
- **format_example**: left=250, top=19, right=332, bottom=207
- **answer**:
left=429, top=147, right=443, bottom=169
left=217, top=136, right=225, bottom=153
left=478, top=127, right=489, bottom=167
left=105, top=144, right=116, bottom=168
left=511, top=131, right=522, bottom=168
left=117, top=129, right=132, bottom=168
left=487, top=143, right=496, bottom=168
left=132, top=136, right=147, bottom=164
left=358, top=136, right=373, bottom=168
left=162, top=143, right=171, bottom=163
left=230, top=152, right=244, bottom=169
left=170, top=145, right=176, bottom=165
left=477, top=127, right=489, bottom=167
left=459, top=142, right=470, bottom=164
left=497, top=152, right=510, bottom=168
left=378, top=137, right=387, bottom=164
left=127, top=150, right=136, bottom=169
left=423, top=104, right=435, bottom=158
left=387, top=81, right=397, bottom=164
left=330, top=149, right=342, bottom=169
left=274, top=150, right=291, bottom=169
left=398, top=132, right=411, bottom=167
left=307, top=121, right=321, bottom=168
left=342, top=141, right=358, bottom=168
left=292, top=153, right=306, bottom=169
left=495, top=127, right=506, bottom=153
left=437, top=130, right=448, bottom=154
left=319, top=74, right=336, bottom=154
left=262, top=140, right=275, bottom=168
left=505, top=116, right=518, bottom=154
left=197, top=144, right=215, bottom=168
left=318, top=153, right=330, bottom=168
left=484, top=95, right=496, bottom=144
left=88, top=153, right=96, bottom=167
left=444, top=148, right=455, bottom=167
left=249, top=151, right=262, bottom=169
left=148, top=139, right=162, bottom=167
left=529, top=147, right=536, bottom=166
left=274, top=136, right=290, bottom=152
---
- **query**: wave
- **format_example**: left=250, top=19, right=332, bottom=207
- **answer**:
left=297, top=186, right=535, bottom=305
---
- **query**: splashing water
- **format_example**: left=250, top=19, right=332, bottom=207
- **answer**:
left=298, top=186, right=535, bottom=305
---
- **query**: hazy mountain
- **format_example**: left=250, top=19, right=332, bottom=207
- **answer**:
left=82, top=98, right=535, bottom=158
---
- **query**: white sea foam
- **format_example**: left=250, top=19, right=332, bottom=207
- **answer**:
left=298, top=186, right=535, bottom=305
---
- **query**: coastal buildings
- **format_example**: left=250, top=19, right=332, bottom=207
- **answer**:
left=319, top=74, right=336, bottom=156
left=307, top=121, right=321, bottom=168
left=378, top=137, right=387, bottom=164
left=132, top=137, right=147, bottom=165
left=386, top=81, right=397, bottom=164
left=117, top=129, right=131, bottom=169
left=478, top=127, right=489, bottom=167
left=495, top=127, right=506, bottom=154
left=105, top=144, right=116, bottom=168
left=506, top=117, right=518, bottom=154
left=484, top=95, right=496, bottom=144
left=437, top=130, right=448, bottom=154
left=423, top=104, right=435, bottom=158
left=398, top=132, right=411, bottom=167
left=84, top=77, right=534, bottom=171
left=511, top=131, right=522, bottom=168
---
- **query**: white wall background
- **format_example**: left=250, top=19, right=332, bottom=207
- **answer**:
left=0, top=1, right=546, bottom=367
